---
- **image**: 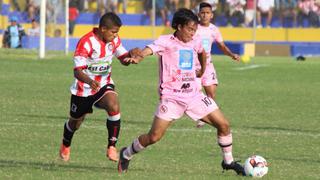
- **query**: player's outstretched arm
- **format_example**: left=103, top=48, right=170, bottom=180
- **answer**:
left=122, top=47, right=153, bottom=64
left=217, top=42, right=240, bottom=61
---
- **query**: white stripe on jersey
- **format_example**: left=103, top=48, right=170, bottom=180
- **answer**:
left=70, top=28, right=128, bottom=97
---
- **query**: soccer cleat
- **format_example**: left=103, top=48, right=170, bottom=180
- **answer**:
left=196, top=120, right=206, bottom=128
left=107, top=146, right=119, bottom=162
left=118, top=147, right=130, bottom=173
left=59, top=144, right=70, bottom=162
left=221, top=160, right=245, bottom=176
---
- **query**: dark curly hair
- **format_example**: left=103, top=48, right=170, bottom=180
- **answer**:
left=171, top=8, right=199, bottom=30
left=99, top=12, right=122, bottom=29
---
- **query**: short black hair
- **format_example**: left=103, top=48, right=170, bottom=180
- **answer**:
left=171, top=8, right=199, bottom=30
left=99, top=12, right=122, bottom=29
left=199, top=2, right=212, bottom=11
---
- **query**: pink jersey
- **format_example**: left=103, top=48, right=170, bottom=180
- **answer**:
left=147, top=34, right=204, bottom=100
left=70, top=28, right=128, bottom=97
left=194, top=23, right=223, bottom=65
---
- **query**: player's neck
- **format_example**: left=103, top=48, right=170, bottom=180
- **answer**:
left=93, top=28, right=107, bottom=43
left=200, top=22, right=210, bottom=27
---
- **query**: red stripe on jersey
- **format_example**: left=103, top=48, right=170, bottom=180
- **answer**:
left=76, top=81, right=84, bottom=96
left=74, top=31, right=93, bottom=58
left=91, top=75, right=102, bottom=94
left=112, top=35, right=121, bottom=53
left=106, top=74, right=111, bottom=84
left=73, top=65, right=88, bottom=71
left=99, top=40, right=106, bottom=58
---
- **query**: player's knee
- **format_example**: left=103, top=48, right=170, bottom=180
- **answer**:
left=108, top=103, right=120, bottom=113
left=69, top=117, right=84, bottom=130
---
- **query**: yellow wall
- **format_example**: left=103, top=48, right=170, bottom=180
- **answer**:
left=72, top=25, right=320, bottom=42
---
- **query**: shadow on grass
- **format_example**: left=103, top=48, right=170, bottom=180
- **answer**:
left=14, top=113, right=67, bottom=120
left=240, top=125, right=319, bottom=134
left=0, top=159, right=112, bottom=172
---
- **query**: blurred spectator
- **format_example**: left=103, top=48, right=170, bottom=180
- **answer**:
left=27, top=0, right=41, bottom=21
left=297, top=0, right=319, bottom=27
left=109, top=0, right=127, bottom=14
left=11, top=0, right=21, bottom=11
left=46, top=0, right=63, bottom=24
left=144, top=0, right=169, bottom=26
left=27, top=19, right=40, bottom=36
left=98, top=0, right=107, bottom=15
left=118, top=0, right=127, bottom=13
left=280, top=0, right=298, bottom=27
left=245, top=0, right=255, bottom=27
left=69, top=0, right=80, bottom=36
left=54, top=29, right=62, bottom=38
left=167, top=0, right=192, bottom=12
left=257, top=0, right=275, bottom=28
left=226, top=0, right=246, bottom=27
left=2, top=16, right=26, bottom=48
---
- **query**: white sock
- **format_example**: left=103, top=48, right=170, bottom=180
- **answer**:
left=123, top=138, right=145, bottom=160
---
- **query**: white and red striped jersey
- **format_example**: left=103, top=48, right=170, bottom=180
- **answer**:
left=70, top=28, right=128, bottom=97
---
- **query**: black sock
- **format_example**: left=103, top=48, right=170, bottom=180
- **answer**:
left=62, top=122, right=75, bottom=147
left=106, top=119, right=121, bottom=147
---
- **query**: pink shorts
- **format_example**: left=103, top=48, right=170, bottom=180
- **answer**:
left=196, top=63, right=218, bottom=89
left=201, top=63, right=218, bottom=86
left=155, top=93, right=219, bottom=121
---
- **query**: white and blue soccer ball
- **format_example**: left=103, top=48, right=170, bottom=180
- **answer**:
left=244, top=155, right=268, bottom=177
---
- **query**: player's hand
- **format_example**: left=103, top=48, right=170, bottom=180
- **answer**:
left=129, top=48, right=143, bottom=59
left=196, top=69, right=205, bottom=78
left=123, top=57, right=141, bottom=64
left=89, top=80, right=100, bottom=91
left=232, top=54, right=240, bottom=61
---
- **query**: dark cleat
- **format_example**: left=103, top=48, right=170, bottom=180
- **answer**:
left=221, top=160, right=245, bottom=176
left=118, top=148, right=130, bottom=173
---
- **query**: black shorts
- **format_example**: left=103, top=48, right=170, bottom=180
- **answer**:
left=69, top=84, right=115, bottom=118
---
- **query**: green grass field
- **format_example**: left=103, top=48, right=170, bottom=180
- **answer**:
left=0, top=49, right=319, bottom=179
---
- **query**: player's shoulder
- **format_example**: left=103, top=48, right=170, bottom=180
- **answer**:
left=209, top=23, right=219, bottom=30
left=78, top=31, right=94, bottom=44
left=157, top=34, right=173, bottom=41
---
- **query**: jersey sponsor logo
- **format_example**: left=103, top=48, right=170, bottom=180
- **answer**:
left=201, top=38, right=210, bottom=52
left=172, top=70, right=195, bottom=82
left=179, top=50, right=193, bottom=70
left=87, top=62, right=111, bottom=75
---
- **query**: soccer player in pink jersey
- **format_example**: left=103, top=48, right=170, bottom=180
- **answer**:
left=59, top=12, right=142, bottom=162
left=195, top=2, right=241, bottom=128
left=117, top=8, right=245, bottom=176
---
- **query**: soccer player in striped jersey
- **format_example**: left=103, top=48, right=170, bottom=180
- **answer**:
left=195, top=2, right=240, bottom=128
left=117, top=8, right=245, bottom=176
left=59, top=12, right=141, bottom=162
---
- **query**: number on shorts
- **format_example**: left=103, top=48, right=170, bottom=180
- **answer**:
left=202, top=97, right=212, bottom=107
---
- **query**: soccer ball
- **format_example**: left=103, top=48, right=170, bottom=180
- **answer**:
left=241, top=55, right=251, bottom=63
left=244, top=155, right=268, bottom=177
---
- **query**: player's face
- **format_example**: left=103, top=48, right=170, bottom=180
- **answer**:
left=177, top=21, right=198, bottom=43
left=198, top=7, right=213, bottom=25
left=101, top=26, right=120, bottom=42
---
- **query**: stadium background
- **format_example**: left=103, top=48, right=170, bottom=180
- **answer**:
left=0, top=0, right=320, bottom=57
